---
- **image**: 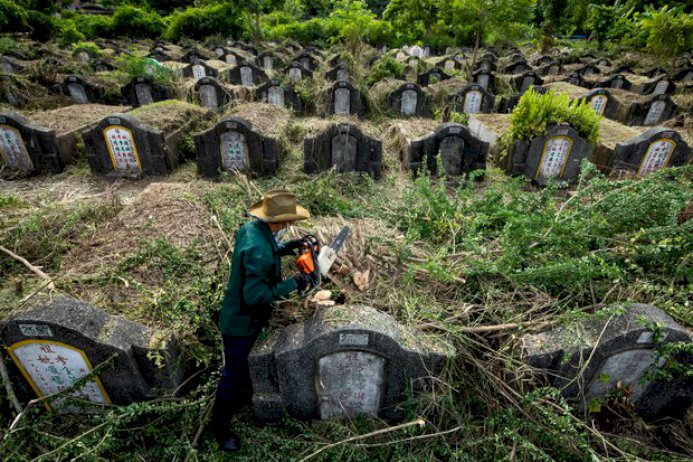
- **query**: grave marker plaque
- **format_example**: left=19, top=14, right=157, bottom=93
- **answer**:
left=240, top=66, right=253, bottom=86
left=267, top=86, right=285, bottom=107
left=194, top=77, right=231, bottom=111
left=67, top=82, right=88, bottom=104
left=122, top=77, right=173, bottom=108
left=406, top=123, right=488, bottom=176
left=0, top=123, right=33, bottom=172
left=304, top=123, right=381, bottom=177
left=225, top=54, right=237, bottom=66
left=463, top=90, right=482, bottom=114
left=589, top=94, right=607, bottom=116
left=536, top=136, right=572, bottom=179
left=199, top=84, right=219, bottom=110
left=401, top=90, right=418, bottom=116
left=192, top=64, right=206, bottom=81
left=328, top=81, right=364, bottom=117
left=220, top=131, right=249, bottom=171
left=334, top=88, right=351, bottom=115
left=644, top=100, right=666, bottom=125
left=103, top=123, right=142, bottom=174
left=289, top=67, right=302, bottom=83
left=455, top=84, right=494, bottom=115
left=388, top=83, right=430, bottom=118
left=0, top=112, right=64, bottom=175
left=610, top=127, right=690, bottom=175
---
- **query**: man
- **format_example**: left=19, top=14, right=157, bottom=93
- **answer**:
left=210, top=189, right=312, bottom=452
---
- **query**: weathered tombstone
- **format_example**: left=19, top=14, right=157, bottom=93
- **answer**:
left=597, top=74, right=632, bottom=90
left=295, top=53, right=318, bottom=71
left=521, top=304, right=692, bottom=420
left=504, top=61, right=532, bottom=74
left=388, top=83, right=430, bottom=118
left=59, top=75, right=103, bottom=105
left=304, top=123, right=381, bottom=177
left=182, top=60, right=218, bottom=81
left=475, top=58, right=497, bottom=73
left=453, top=84, right=495, bottom=115
left=0, top=296, right=185, bottom=412
left=256, top=79, right=303, bottom=114
left=417, top=68, right=450, bottom=87
left=532, top=55, right=554, bottom=67
left=512, top=71, right=543, bottom=93
left=644, top=66, right=667, bottom=78
left=249, top=305, right=454, bottom=422
left=672, top=66, right=693, bottom=82
left=121, top=77, right=173, bottom=108
left=576, top=64, right=601, bottom=77
left=224, top=51, right=241, bottom=66
left=82, top=114, right=176, bottom=177
left=256, top=52, right=283, bottom=71
left=194, top=77, right=231, bottom=111
left=405, top=123, right=488, bottom=176
left=437, top=57, right=462, bottom=72
left=328, top=81, right=365, bottom=117
left=0, top=112, right=63, bottom=175
left=472, top=69, right=495, bottom=90
left=506, top=124, right=594, bottom=185
left=626, top=95, right=678, bottom=126
left=325, top=64, right=350, bottom=82
left=577, top=88, right=620, bottom=120
left=285, top=61, right=313, bottom=83
left=635, top=76, right=676, bottom=96
left=565, top=72, right=591, bottom=89
left=228, top=61, right=268, bottom=87
left=537, top=62, right=562, bottom=76
left=92, top=59, right=115, bottom=72
left=609, top=127, right=691, bottom=175
left=408, top=46, right=424, bottom=58
left=194, top=115, right=283, bottom=177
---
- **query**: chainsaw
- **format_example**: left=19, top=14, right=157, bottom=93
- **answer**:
left=295, top=226, right=351, bottom=294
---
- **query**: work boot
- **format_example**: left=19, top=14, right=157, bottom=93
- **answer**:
left=210, top=398, right=241, bottom=452
left=216, top=430, right=241, bottom=452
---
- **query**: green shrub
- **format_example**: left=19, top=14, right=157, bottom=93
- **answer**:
left=0, top=0, right=28, bottom=33
left=166, top=3, right=248, bottom=42
left=72, top=41, right=101, bottom=58
left=639, top=5, right=693, bottom=58
left=26, top=10, right=58, bottom=41
left=112, top=6, right=166, bottom=39
left=74, top=13, right=114, bottom=39
left=115, top=53, right=173, bottom=85
left=366, top=55, right=405, bottom=86
left=58, top=19, right=85, bottom=48
left=0, top=36, right=16, bottom=54
left=509, top=89, right=600, bottom=144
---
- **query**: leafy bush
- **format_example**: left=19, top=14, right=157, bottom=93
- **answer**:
left=74, top=13, right=114, bottom=39
left=115, top=53, right=173, bottom=85
left=166, top=3, right=248, bottom=42
left=509, top=89, right=600, bottom=144
left=112, top=6, right=166, bottom=39
left=0, top=0, right=28, bottom=33
left=58, top=19, right=85, bottom=48
left=0, top=36, right=16, bottom=54
left=72, top=41, right=101, bottom=58
left=366, top=55, right=405, bottom=85
left=639, top=5, right=693, bottom=58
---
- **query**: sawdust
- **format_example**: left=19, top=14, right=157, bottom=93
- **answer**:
left=227, top=102, right=292, bottom=134
left=25, top=104, right=132, bottom=135
left=129, top=100, right=210, bottom=133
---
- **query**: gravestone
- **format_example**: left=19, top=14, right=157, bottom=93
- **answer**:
left=92, top=59, right=114, bottom=72
left=576, top=88, right=620, bottom=120
left=59, top=75, right=104, bottom=105
left=521, top=304, right=692, bottom=420
left=453, top=84, right=495, bottom=115
left=256, top=79, right=303, bottom=114
left=249, top=305, right=454, bottom=422
left=507, top=53, right=525, bottom=64
left=304, top=123, right=381, bottom=177
left=224, top=52, right=242, bottom=66
left=121, top=77, right=173, bottom=108
left=182, top=60, right=218, bottom=81
left=635, top=76, right=676, bottom=96
left=471, top=69, right=495, bottom=90
left=328, top=81, right=365, bottom=117
left=644, top=67, right=667, bottom=78
left=194, top=77, right=231, bottom=111
left=406, top=123, right=488, bottom=176
left=627, top=95, right=678, bottom=126
left=504, top=61, right=532, bottom=75
left=194, top=116, right=281, bottom=177
left=475, top=58, right=497, bottom=73
left=512, top=72, right=543, bottom=93
left=537, top=62, right=561, bottom=76
left=388, top=83, right=430, bottom=118
left=532, top=55, right=554, bottom=67
left=417, top=68, right=450, bottom=87
left=408, top=46, right=424, bottom=58
left=325, top=64, right=350, bottom=82
left=672, top=66, right=693, bottom=82
left=597, top=74, right=632, bottom=90
left=82, top=113, right=175, bottom=177
left=565, top=72, right=591, bottom=89
left=181, top=50, right=208, bottom=64
left=506, top=124, right=594, bottom=185
left=612, top=65, right=634, bottom=75
left=596, top=58, right=611, bottom=67
left=285, top=62, right=313, bottom=83
left=256, top=52, right=282, bottom=71
left=610, top=127, right=691, bottom=176
left=0, top=296, right=185, bottom=412
left=437, top=57, right=462, bottom=72
left=481, top=52, right=497, bottom=63
left=576, top=64, right=601, bottom=77
left=294, top=53, right=318, bottom=71
left=0, top=112, right=63, bottom=175
left=228, top=61, right=268, bottom=87
left=328, top=54, right=349, bottom=68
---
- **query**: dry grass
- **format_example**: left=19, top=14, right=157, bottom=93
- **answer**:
left=468, top=113, right=513, bottom=135
left=129, top=100, right=211, bottom=133
left=228, top=102, right=292, bottom=134
left=543, top=81, right=591, bottom=99
left=25, top=104, right=132, bottom=135
left=597, top=119, right=644, bottom=149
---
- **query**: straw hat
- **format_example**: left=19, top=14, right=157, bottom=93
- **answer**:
left=248, top=189, right=310, bottom=223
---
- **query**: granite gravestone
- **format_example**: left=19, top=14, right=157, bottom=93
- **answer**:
left=194, top=77, right=231, bottom=111
left=475, top=58, right=497, bottom=73
left=453, top=84, right=495, bottom=115
left=507, top=124, right=594, bottom=185
left=471, top=70, right=495, bottom=90
left=0, top=112, right=63, bottom=175
left=437, top=58, right=462, bottom=72
left=388, top=83, right=431, bottom=118
left=521, top=304, right=692, bottom=420
left=183, top=60, right=218, bottom=81
left=417, top=68, right=451, bottom=87
left=228, top=62, right=268, bottom=87
left=194, top=116, right=281, bottom=177
left=325, top=64, right=351, bottom=82
left=635, top=76, right=676, bottom=96
left=406, top=123, right=488, bottom=176
left=0, top=296, right=184, bottom=412
left=597, top=74, right=632, bottom=90
left=609, top=127, right=691, bottom=176
left=256, top=52, right=282, bottom=71
left=504, top=61, right=532, bottom=75
left=537, top=62, right=562, bottom=77
left=576, top=64, right=601, bottom=77
left=627, top=95, right=678, bottom=126
left=328, top=81, right=365, bottom=118
left=304, top=123, right=381, bottom=177
left=577, top=88, right=620, bottom=120
left=512, top=72, right=543, bottom=93
left=256, top=80, right=303, bottom=114
left=565, top=73, right=591, bottom=89
left=286, top=62, right=313, bottom=84
left=82, top=114, right=176, bottom=178
left=121, top=77, right=173, bottom=108
left=224, top=52, right=242, bottom=67
left=408, top=46, right=424, bottom=58
left=248, top=305, right=454, bottom=422
left=59, top=75, right=103, bottom=105
left=295, top=53, right=318, bottom=71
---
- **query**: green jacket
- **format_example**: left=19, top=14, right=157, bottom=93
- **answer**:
left=219, top=220, right=298, bottom=337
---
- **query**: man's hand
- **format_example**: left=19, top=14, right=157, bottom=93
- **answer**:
left=283, top=238, right=304, bottom=252
left=293, top=273, right=312, bottom=294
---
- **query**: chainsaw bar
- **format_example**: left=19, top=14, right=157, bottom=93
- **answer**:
left=317, top=226, right=351, bottom=277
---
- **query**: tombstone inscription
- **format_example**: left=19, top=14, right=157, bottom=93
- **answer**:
left=406, top=123, right=489, bottom=176
left=0, top=112, right=64, bottom=175
left=610, top=127, right=690, bottom=175
left=304, top=123, right=381, bottom=177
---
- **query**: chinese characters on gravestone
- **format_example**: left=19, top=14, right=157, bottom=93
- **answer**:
left=104, top=122, right=141, bottom=174
left=240, top=66, right=254, bottom=86
left=334, top=87, right=351, bottom=115
left=192, top=64, right=206, bottom=81
left=7, top=339, right=111, bottom=413
left=638, top=139, right=676, bottom=176
left=401, top=89, right=418, bottom=117
left=0, top=121, right=33, bottom=171
left=220, top=130, right=249, bottom=171
left=589, top=94, right=608, bottom=116
left=267, top=86, right=285, bottom=107
left=463, top=90, right=482, bottom=114
left=536, top=136, right=572, bottom=180
left=644, top=100, right=666, bottom=126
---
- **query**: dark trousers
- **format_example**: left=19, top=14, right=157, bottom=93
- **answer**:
left=213, top=333, right=258, bottom=433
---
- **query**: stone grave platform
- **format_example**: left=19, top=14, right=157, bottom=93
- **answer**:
left=249, top=305, right=454, bottom=422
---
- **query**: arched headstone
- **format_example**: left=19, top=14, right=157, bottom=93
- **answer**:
left=328, top=81, right=364, bottom=117
left=304, top=123, right=381, bottom=177
left=256, top=80, right=303, bottom=114
left=406, top=123, right=488, bottom=176
left=0, top=112, right=63, bottom=175
left=417, top=68, right=450, bottom=87
left=388, top=83, right=430, bottom=118
left=472, top=69, right=495, bottom=90
left=286, top=62, right=313, bottom=84
left=194, top=77, right=231, bottom=111
left=577, top=88, right=619, bottom=120
left=454, top=84, right=495, bottom=115
left=228, top=62, right=267, bottom=87
left=121, top=77, right=173, bottom=108
left=610, top=127, right=690, bottom=175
